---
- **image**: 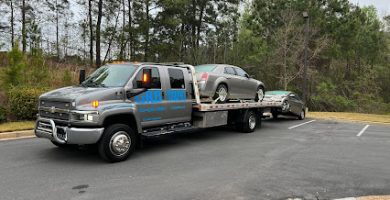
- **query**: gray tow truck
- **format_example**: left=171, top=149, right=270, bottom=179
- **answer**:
left=35, top=62, right=283, bottom=162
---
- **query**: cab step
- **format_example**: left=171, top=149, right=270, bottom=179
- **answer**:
left=141, top=122, right=192, bottom=137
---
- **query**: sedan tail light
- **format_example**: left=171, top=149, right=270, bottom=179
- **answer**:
left=200, top=72, right=209, bottom=81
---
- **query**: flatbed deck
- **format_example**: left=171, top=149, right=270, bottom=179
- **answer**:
left=193, top=101, right=283, bottom=112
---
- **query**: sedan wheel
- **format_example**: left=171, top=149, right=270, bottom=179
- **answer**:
left=282, top=101, right=289, bottom=112
left=298, top=110, right=305, bottom=120
left=213, top=84, right=228, bottom=103
left=255, top=87, right=264, bottom=102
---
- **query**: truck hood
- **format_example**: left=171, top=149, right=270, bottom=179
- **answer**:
left=40, top=86, right=109, bottom=101
left=40, top=86, right=124, bottom=109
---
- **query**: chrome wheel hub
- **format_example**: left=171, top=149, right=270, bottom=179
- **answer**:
left=109, top=131, right=131, bottom=156
left=217, top=87, right=227, bottom=102
left=249, top=115, right=256, bottom=130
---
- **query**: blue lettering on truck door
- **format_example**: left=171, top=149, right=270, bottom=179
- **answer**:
left=166, top=90, right=186, bottom=102
left=134, top=89, right=187, bottom=121
left=134, top=90, right=163, bottom=104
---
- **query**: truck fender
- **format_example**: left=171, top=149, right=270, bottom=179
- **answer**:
left=99, top=107, right=142, bottom=134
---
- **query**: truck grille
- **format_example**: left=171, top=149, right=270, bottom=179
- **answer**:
left=39, top=100, right=71, bottom=121
left=40, top=100, right=72, bottom=110
left=39, top=110, right=70, bottom=120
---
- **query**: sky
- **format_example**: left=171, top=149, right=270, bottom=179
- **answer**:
left=349, top=0, right=390, bottom=17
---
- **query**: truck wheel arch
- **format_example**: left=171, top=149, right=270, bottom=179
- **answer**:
left=102, top=113, right=141, bottom=134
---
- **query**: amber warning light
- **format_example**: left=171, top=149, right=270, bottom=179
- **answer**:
left=92, top=100, right=99, bottom=108
left=143, top=73, right=148, bottom=82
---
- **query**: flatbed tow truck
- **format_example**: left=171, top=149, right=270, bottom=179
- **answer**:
left=35, top=62, right=285, bottom=162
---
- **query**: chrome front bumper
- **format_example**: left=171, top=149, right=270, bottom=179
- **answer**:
left=35, top=118, right=104, bottom=145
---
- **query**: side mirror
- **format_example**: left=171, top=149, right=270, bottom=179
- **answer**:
left=245, top=74, right=254, bottom=79
left=141, top=68, right=152, bottom=89
left=79, top=69, right=86, bottom=84
left=126, top=88, right=147, bottom=99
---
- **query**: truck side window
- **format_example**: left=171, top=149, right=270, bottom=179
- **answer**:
left=168, top=68, right=185, bottom=89
left=134, top=67, right=161, bottom=89
left=224, top=67, right=236, bottom=75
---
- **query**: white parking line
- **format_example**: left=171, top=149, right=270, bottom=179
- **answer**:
left=357, top=125, right=370, bottom=137
left=288, top=120, right=316, bottom=130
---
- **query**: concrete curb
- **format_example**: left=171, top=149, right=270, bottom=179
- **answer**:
left=308, top=116, right=390, bottom=125
left=0, top=130, right=35, bottom=141
left=335, top=196, right=390, bottom=200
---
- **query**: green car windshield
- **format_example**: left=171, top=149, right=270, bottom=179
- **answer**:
left=195, top=65, right=216, bottom=72
left=81, top=64, right=137, bottom=87
left=265, top=91, right=290, bottom=96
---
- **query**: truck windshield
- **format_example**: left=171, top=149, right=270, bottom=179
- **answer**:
left=195, top=65, right=216, bottom=72
left=81, top=64, right=137, bottom=87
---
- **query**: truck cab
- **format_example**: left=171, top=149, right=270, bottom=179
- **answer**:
left=35, top=62, right=265, bottom=162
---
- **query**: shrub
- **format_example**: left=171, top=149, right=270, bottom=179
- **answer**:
left=7, top=86, right=48, bottom=120
left=0, top=105, right=6, bottom=122
left=62, top=69, right=73, bottom=86
left=0, top=44, right=26, bottom=90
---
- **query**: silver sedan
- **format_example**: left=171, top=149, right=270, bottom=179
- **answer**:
left=263, top=91, right=306, bottom=120
left=195, top=64, right=265, bottom=103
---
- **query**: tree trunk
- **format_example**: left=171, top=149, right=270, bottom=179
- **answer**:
left=196, top=2, right=205, bottom=49
left=103, top=11, right=120, bottom=63
left=118, top=0, right=126, bottom=60
left=179, top=23, right=185, bottom=61
left=88, top=0, right=94, bottom=67
left=144, top=0, right=150, bottom=62
left=10, top=0, right=14, bottom=47
left=191, top=0, right=196, bottom=64
left=55, top=0, right=60, bottom=60
left=128, top=0, right=133, bottom=59
left=21, top=0, right=26, bottom=53
left=96, top=0, right=103, bottom=68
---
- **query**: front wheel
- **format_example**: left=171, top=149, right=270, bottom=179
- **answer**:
left=98, top=124, right=136, bottom=162
left=298, top=110, right=305, bottom=120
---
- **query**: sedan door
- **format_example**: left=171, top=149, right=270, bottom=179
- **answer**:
left=233, top=67, right=258, bottom=99
left=223, top=66, right=240, bottom=98
left=288, top=93, right=302, bottom=115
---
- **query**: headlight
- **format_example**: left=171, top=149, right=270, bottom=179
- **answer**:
left=71, top=111, right=99, bottom=122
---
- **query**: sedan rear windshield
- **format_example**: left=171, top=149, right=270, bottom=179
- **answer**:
left=81, top=64, right=137, bottom=87
left=195, top=65, right=216, bottom=72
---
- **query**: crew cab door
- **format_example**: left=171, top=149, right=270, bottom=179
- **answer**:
left=131, top=66, right=192, bottom=128
left=161, top=67, right=192, bottom=123
left=131, top=66, right=168, bottom=127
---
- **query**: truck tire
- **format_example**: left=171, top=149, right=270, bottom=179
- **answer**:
left=238, top=110, right=257, bottom=133
left=98, top=124, right=136, bottom=162
left=272, top=112, right=278, bottom=119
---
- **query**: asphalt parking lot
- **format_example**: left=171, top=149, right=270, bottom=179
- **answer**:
left=0, top=118, right=389, bottom=200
